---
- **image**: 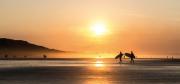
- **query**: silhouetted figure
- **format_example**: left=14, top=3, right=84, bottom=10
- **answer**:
left=4, top=54, right=8, bottom=59
left=24, top=56, right=27, bottom=59
left=115, top=52, right=123, bottom=63
left=115, top=51, right=136, bottom=64
left=43, top=54, right=47, bottom=59
left=125, top=51, right=136, bottom=64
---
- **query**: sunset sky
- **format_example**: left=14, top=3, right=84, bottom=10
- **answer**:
left=0, top=0, right=180, bottom=57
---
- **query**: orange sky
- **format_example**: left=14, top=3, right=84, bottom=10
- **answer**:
left=0, top=0, right=180, bottom=58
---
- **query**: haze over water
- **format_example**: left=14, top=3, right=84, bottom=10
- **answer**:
left=0, top=0, right=180, bottom=58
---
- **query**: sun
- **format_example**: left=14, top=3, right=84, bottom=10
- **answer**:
left=91, top=22, right=107, bottom=36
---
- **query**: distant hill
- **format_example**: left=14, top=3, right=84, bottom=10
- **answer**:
left=0, top=38, right=63, bottom=53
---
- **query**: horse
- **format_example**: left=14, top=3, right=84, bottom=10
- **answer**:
left=115, top=51, right=136, bottom=64
left=115, top=52, right=123, bottom=63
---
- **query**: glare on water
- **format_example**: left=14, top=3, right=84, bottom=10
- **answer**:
left=95, top=61, right=105, bottom=67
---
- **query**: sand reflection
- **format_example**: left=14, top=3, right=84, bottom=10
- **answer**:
left=95, top=61, right=105, bottom=67
left=83, top=78, right=110, bottom=84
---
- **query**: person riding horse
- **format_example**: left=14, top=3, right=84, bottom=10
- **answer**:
left=115, top=51, right=136, bottom=64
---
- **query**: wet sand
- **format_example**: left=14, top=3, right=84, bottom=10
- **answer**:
left=0, top=59, right=180, bottom=84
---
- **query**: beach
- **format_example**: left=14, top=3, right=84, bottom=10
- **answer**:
left=0, top=59, right=180, bottom=84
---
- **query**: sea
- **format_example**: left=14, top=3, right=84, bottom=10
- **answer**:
left=0, top=58, right=180, bottom=84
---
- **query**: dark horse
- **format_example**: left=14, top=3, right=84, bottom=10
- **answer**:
left=115, top=51, right=136, bottom=64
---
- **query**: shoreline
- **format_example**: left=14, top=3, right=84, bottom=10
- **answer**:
left=0, top=58, right=180, bottom=62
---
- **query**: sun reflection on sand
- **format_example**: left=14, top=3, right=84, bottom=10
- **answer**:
left=83, top=78, right=110, bottom=84
left=95, top=61, right=105, bottom=67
